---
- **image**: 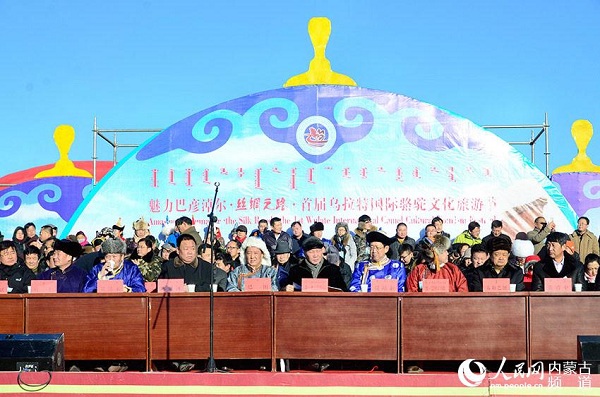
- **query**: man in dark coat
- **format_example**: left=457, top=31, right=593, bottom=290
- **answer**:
left=472, top=237, right=524, bottom=292
left=38, top=239, right=87, bottom=293
left=532, top=232, right=584, bottom=291
left=0, top=240, right=35, bottom=293
left=159, top=233, right=212, bottom=292
left=285, top=237, right=347, bottom=291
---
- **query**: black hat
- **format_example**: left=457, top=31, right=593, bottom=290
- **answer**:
left=366, top=231, right=391, bottom=246
left=303, top=236, right=325, bottom=252
left=358, top=214, right=371, bottom=223
left=309, top=222, right=324, bottom=233
left=236, top=225, right=248, bottom=233
left=53, top=239, right=83, bottom=258
left=489, top=236, right=512, bottom=253
left=274, top=239, right=291, bottom=254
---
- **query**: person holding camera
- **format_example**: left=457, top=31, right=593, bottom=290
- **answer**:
left=527, top=217, right=555, bottom=255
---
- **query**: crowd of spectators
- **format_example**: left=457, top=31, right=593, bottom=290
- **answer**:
left=1, top=214, right=599, bottom=296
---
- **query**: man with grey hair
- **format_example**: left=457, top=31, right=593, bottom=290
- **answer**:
left=406, top=235, right=468, bottom=292
left=83, top=238, right=146, bottom=293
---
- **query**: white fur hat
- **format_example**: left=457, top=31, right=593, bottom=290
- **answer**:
left=511, top=239, right=534, bottom=258
left=240, top=236, right=271, bottom=267
left=162, top=224, right=175, bottom=236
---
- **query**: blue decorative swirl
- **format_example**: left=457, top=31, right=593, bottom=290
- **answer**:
left=0, top=190, right=24, bottom=217
left=400, top=107, right=483, bottom=151
left=135, top=86, right=490, bottom=162
left=0, top=178, right=89, bottom=221
left=250, top=98, right=300, bottom=132
left=137, top=108, right=243, bottom=160
left=258, top=90, right=374, bottom=163
left=333, top=97, right=375, bottom=143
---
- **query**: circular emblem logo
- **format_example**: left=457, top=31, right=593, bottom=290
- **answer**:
left=296, top=116, right=336, bottom=155
left=458, top=359, right=487, bottom=387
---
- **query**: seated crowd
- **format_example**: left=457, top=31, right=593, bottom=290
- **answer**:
left=0, top=214, right=599, bottom=294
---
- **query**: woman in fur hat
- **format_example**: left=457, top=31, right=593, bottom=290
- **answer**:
left=331, top=222, right=357, bottom=272
left=406, top=235, right=468, bottom=292
left=126, top=217, right=151, bottom=255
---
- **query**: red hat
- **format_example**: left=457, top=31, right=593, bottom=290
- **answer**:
left=525, top=255, right=541, bottom=264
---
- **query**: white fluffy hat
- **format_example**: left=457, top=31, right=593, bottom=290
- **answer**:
left=511, top=239, right=534, bottom=258
left=240, top=236, right=271, bottom=267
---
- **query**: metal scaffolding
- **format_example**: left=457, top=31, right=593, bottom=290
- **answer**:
left=482, top=112, right=550, bottom=178
left=92, top=117, right=162, bottom=185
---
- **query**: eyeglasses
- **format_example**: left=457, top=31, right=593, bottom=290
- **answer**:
left=400, top=254, right=411, bottom=261
left=369, top=244, right=384, bottom=251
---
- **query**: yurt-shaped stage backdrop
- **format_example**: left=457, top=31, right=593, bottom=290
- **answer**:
left=63, top=83, right=576, bottom=239
left=1, top=17, right=581, bottom=240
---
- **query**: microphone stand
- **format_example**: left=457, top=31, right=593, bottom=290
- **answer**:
left=203, top=182, right=221, bottom=373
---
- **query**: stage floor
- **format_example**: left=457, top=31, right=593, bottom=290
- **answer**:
left=1, top=371, right=599, bottom=397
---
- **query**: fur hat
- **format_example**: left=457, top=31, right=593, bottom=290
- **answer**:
left=101, top=238, right=127, bottom=254
left=133, top=217, right=149, bottom=231
left=240, top=236, right=271, bottom=266
left=303, top=236, right=325, bottom=252
left=432, top=235, right=451, bottom=253
left=274, top=239, right=291, bottom=254
left=366, top=231, right=392, bottom=246
left=112, top=218, right=125, bottom=231
left=98, top=227, right=115, bottom=237
left=326, top=245, right=341, bottom=265
left=53, top=239, right=83, bottom=258
left=358, top=214, right=371, bottom=223
left=511, top=239, right=534, bottom=258
left=309, top=222, right=325, bottom=233
left=161, top=243, right=176, bottom=252
left=489, top=236, right=512, bottom=253
left=335, top=222, right=349, bottom=234
left=162, top=224, right=175, bottom=236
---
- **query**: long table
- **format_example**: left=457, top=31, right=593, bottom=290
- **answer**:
left=25, top=294, right=148, bottom=362
left=0, top=296, right=24, bottom=334
left=529, top=293, right=600, bottom=361
left=149, top=292, right=272, bottom=363
left=274, top=293, right=399, bottom=365
left=401, top=292, right=528, bottom=362
left=0, top=292, right=597, bottom=371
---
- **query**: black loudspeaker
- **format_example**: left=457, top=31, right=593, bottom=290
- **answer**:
left=0, top=334, right=65, bottom=371
left=577, top=335, right=600, bottom=374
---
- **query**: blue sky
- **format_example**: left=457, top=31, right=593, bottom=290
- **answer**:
left=1, top=0, right=599, bottom=178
